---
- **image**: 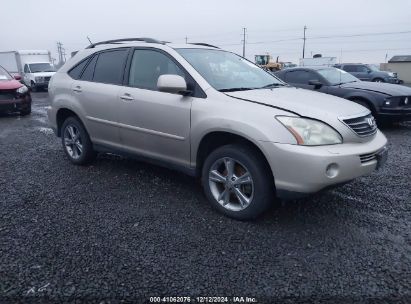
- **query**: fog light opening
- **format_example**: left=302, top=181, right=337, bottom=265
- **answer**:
left=325, top=163, right=339, bottom=178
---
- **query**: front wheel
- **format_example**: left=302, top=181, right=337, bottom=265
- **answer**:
left=61, top=116, right=96, bottom=165
left=20, top=103, right=31, bottom=116
left=30, top=81, right=37, bottom=92
left=201, top=144, right=275, bottom=220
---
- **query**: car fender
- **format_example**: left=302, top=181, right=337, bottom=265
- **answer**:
left=342, top=91, right=381, bottom=111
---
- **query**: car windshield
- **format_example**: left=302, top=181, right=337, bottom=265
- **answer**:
left=317, top=68, right=360, bottom=85
left=0, top=66, right=12, bottom=81
left=176, top=48, right=284, bottom=91
left=367, top=64, right=380, bottom=71
left=29, top=63, right=56, bottom=73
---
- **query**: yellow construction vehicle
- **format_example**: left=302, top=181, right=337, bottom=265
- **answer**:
left=255, top=54, right=282, bottom=71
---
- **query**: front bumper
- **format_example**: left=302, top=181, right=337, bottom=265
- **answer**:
left=260, top=130, right=388, bottom=199
left=379, top=106, right=411, bottom=121
left=0, top=95, right=31, bottom=112
left=33, top=82, right=49, bottom=89
left=385, top=77, right=402, bottom=84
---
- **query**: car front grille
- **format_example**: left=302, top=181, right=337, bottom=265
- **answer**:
left=0, top=90, right=17, bottom=100
left=342, top=113, right=378, bottom=137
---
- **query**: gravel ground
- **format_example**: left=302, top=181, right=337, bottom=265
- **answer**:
left=0, top=92, right=410, bottom=303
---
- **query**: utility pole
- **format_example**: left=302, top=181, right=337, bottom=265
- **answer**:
left=302, top=25, right=307, bottom=59
left=57, top=42, right=62, bottom=64
left=57, top=42, right=66, bottom=66
left=242, top=27, right=247, bottom=58
left=185, top=36, right=188, bottom=44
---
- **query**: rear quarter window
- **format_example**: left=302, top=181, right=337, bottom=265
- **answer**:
left=68, top=58, right=90, bottom=79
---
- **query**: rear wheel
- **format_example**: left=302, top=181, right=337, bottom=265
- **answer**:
left=61, top=116, right=96, bottom=165
left=201, top=144, right=275, bottom=220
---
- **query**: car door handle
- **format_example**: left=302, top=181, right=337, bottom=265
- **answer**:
left=120, top=93, right=134, bottom=101
left=73, top=86, right=82, bottom=93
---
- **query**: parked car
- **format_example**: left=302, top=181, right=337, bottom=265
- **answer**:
left=0, top=50, right=56, bottom=91
left=334, top=63, right=402, bottom=84
left=48, top=38, right=388, bottom=220
left=275, top=67, right=411, bottom=123
left=0, top=65, right=31, bottom=115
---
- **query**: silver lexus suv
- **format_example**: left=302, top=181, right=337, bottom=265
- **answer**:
left=48, top=38, right=388, bottom=220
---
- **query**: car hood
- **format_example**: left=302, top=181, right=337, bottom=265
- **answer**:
left=0, top=79, right=23, bottom=90
left=226, top=87, right=367, bottom=119
left=340, top=81, right=411, bottom=96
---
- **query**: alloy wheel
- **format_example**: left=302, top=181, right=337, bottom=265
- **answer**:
left=208, top=157, right=254, bottom=211
left=63, top=124, right=83, bottom=160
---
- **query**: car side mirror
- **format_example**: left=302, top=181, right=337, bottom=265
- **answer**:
left=308, top=79, right=323, bottom=89
left=367, top=69, right=372, bottom=73
left=157, top=74, right=191, bottom=95
left=14, top=74, right=22, bottom=81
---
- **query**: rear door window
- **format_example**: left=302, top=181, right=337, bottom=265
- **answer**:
left=92, top=49, right=129, bottom=85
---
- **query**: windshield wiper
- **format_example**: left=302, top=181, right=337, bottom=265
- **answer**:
left=259, top=83, right=286, bottom=89
left=334, top=80, right=358, bottom=86
left=218, top=87, right=255, bottom=92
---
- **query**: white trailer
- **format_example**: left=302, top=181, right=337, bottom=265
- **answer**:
left=299, top=56, right=337, bottom=67
left=0, top=50, right=55, bottom=91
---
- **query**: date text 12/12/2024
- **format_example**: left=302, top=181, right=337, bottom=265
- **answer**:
left=149, top=296, right=258, bottom=303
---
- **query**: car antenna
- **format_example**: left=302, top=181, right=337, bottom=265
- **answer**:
left=87, top=36, right=93, bottom=44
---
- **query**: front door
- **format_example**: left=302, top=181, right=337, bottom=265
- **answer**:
left=117, top=49, right=193, bottom=168
left=355, top=65, right=371, bottom=81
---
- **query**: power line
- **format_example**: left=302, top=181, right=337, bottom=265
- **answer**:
left=309, top=30, right=411, bottom=40
left=216, top=30, right=411, bottom=47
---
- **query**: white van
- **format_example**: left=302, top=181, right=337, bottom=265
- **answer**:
left=0, top=50, right=56, bottom=91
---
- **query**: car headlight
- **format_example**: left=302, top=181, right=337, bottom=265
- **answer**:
left=35, top=76, right=44, bottom=82
left=384, top=96, right=409, bottom=107
left=276, top=116, right=342, bottom=146
left=16, top=85, right=29, bottom=94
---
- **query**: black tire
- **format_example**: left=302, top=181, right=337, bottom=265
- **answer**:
left=372, top=78, right=384, bottom=83
left=61, top=116, right=96, bottom=165
left=30, top=81, right=37, bottom=92
left=201, top=144, right=275, bottom=220
left=20, top=103, right=31, bottom=116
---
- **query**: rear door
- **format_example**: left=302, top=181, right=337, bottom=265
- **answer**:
left=70, top=48, right=129, bottom=147
left=116, top=48, right=194, bottom=168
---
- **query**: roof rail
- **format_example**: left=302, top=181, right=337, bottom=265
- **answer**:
left=189, top=43, right=220, bottom=49
left=86, top=38, right=163, bottom=49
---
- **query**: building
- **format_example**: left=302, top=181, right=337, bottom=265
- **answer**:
left=380, top=55, right=411, bottom=84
